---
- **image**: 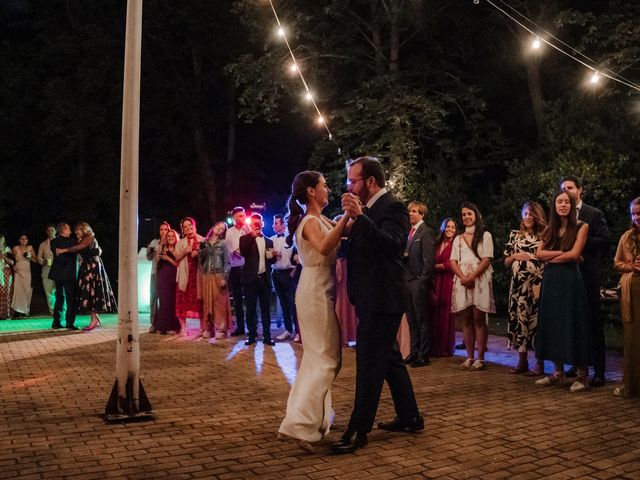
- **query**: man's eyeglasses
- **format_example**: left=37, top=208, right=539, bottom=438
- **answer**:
left=346, top=177, right=365, bottom=187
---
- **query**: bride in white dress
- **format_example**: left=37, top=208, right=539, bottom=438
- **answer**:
left=278, top=171, right=349, bottom=452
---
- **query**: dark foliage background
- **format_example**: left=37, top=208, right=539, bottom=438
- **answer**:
left=1, top=0, right=638, bottom=312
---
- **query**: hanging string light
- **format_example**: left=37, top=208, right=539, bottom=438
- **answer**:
left=266, top=0, right=344, bottom=156
left=477, top=0, right=640, bottom=93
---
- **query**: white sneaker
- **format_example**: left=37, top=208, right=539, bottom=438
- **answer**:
left=293, top=334, right=301, bottom=343
left=276, top=331, right=293, bottom=341
left=536, top=373, right=565, bottom=386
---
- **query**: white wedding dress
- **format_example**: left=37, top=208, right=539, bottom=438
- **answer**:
left=278, top=215, right=342, bottom=442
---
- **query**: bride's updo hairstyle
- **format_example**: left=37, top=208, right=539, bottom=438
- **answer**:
left=285, top=170, right=323, bottom=247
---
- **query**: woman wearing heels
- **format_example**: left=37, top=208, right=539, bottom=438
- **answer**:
left=174, top=217, right=205, bottom=336
left=535, top=191, right=590, bottom=392
left=277, top=171, right=349, bottom=453
left=57, top=222, right=117, bottom=330
left=450, top=203, right=496, bottom=371
left=504, top=202, right=546, bottom=376
left=0, top=234, right=15, bottom=320
left=11, top=234, right=36, bottom=318
left=612, top=196, right=640, bottom=398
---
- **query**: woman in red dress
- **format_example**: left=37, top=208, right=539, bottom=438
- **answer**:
left=175, top=217, right=205, bottom=336
left=430, top=218, right=458, bottom=357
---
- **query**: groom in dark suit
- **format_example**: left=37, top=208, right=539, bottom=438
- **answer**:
left=48, top=223, right=78, bottom=330
left=240, top=213, right=276, bottom=346
left=332, top=156, right=422, bottom=454
left=561, top=175, right=610, bottom=387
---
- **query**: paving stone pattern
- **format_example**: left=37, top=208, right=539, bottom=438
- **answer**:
left=1, top=316, right=639, bottom=479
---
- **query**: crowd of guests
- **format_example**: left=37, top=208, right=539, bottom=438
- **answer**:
left=2, top=174, right=639, bottom=401
left=0, top=222, right=116, bottom=330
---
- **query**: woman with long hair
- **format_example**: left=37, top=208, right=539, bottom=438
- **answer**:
left=535, top=191, right=591, bottom=392
left=198, top=221, right=233, bottom=339
left=11, top=234, right=37, bottom=318
left=504, top=201, right=547, bottom=375
left=430, top=218, right=458, bottom=357
left=57, top=222, right=117, bottom=330
left=278, top=170, right=349, bottom=453
left=450, top=202, right=496, bottom=370
left=612, top=196, right=640, bottom=398
left=155, top=229, right=181, bottom=334
left=0, top=234, right=15, bottom=320
left=174, top=217, right=205, bottom=337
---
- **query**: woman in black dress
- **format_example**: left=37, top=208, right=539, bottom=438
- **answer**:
left=535, top=191, right=591, bottom=392
left=155, top=229, right=181, bottom=334
left=57, top=222, right=116, bottom=331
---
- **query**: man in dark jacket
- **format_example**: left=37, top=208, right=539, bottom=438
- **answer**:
left=332, top=157, right=422, bottom=454
left=49, top=223, right=78, bottom=330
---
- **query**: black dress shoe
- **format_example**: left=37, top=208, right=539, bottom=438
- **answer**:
left=330, top=430, right=367, bottom=454
left=455, top=342, right=466, bottom=350
left=231, top=329, right=245, bottom=337
left=410, top=358, right=430, bottom=368
left=244, top=337, right=256, bottom=346
left=65, top=325, right=79, bottom=331
left=378, top=415, right=424, bottom=433
left=589, top=376, right=606, bottom=388
left=403, top=353, right=417, bottom=364
left=263, top=338, right=275, bottom=346
left=565, top=366, right=578, bottom=378
left=51, top=323, right=63, bottom=329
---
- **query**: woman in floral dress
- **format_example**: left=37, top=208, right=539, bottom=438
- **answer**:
left=0, top=234, right=15, bottom=320
left=57, top=222, right=117, bottom=331
left=504, top=202, right=546, bottom=375
left=174, top=217, right=204, bottom=336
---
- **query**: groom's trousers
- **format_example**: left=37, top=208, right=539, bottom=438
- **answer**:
left=347, top=308, right=420, bottom=434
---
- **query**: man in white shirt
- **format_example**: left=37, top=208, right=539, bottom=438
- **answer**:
left=226, top=207, right=250, bottom=336
left=37, top=224, right=57, bottom=315
left=270, top=214, right=296, bottom=340
left=239, top=213, right=276, bottom=345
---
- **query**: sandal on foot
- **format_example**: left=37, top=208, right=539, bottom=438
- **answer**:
left=460, top=358, right=474, bottom=370
left=469, top=360, right=486, bottom=371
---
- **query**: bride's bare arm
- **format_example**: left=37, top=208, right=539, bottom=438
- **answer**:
left=302, top=215, right=349, bottom=256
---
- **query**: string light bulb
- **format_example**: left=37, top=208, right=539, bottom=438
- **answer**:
left=317, top=115, right=325, bottom=125
left=590, top=71, right=601, bottom=84
left=277, top=27, right=285, bottom=37
left=531, top=37, right=541, bottom=50
left=289, top=63, right=299, bottom=74
left=305, top=91, right=313, bottom=102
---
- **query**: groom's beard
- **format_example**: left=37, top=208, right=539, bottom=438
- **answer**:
left=358, top=185, right=371, bottom=206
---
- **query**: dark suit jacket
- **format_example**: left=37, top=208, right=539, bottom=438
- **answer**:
left=405, top=222, right=436, bottom=286
left=239, top=234, right=275, bottom=285
left=578, top=203, right=610, bottom=270
left=48, top=236, right=77, bottom=282
left=346, top=191, right=409, bottom=313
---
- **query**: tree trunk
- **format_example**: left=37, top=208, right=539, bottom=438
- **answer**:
left=190, top=45, right=217, bottom=224
left=370, top=0, right=384, bottom=75
left=389, top=0, right=400, bottom=73
left=524, top=55, right=545, bottom=140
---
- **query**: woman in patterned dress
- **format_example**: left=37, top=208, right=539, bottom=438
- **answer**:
left=0, top=234, right=15, bottom=320
left=174, top=217, right=205, bottom=336
left=57, top=222, right=117, bottom=331
left=504, top=202, right=546, bottom=375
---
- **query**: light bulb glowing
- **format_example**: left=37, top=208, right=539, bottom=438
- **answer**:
left=317, top=115, right=325, bottom=125
left=277, top=27, right=285, bottom=37
left=305, top=92, right=313, bottom=102
left=531, top=38, right=541, bottom=50
left=590, top=71, right=600, bottom=84
left=289, top=63, right=298, bottom=74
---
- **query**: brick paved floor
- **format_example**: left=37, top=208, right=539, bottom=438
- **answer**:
left=1, top=315, right=639, bottom=479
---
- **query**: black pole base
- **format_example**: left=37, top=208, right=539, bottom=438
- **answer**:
left=103, top=377, right=154, bottom=423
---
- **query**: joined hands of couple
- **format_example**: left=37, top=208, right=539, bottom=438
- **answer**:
left=341, top=192, right=364, bottom=220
